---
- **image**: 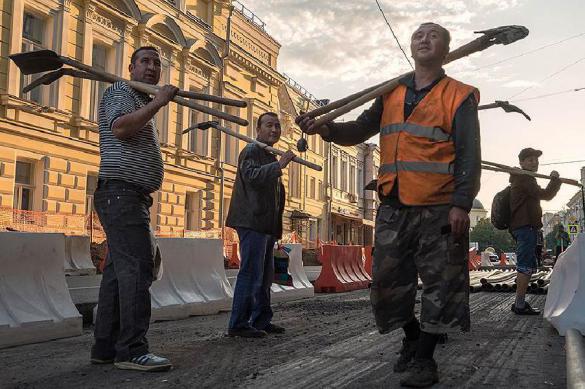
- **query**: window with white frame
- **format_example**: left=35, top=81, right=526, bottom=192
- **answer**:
left=332, top=155, right=338, bottom=189
left=310, top=177, right=316, bottom=199
left=14, top=161, right=35, bottom=210
left=20, top=12, right=49, bottom=105
left=341, top=160, right=348, bottom=192
left=156, top=57, right=171, bottom=144
left=89, top=44, right=110, bottom=122
left=357, top=165, right=363, bottom=198
left=289, top=161, right=301, bottom=198
left=188, top=87, right=209, bottom=156
left=318, top=180, right=323, bottom=201
left=349, top=164, right=356, bottom=195
left=185, top=191, right=202, bottom=231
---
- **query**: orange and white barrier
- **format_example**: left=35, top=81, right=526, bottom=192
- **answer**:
left=363, top=246, right=373, bottom=277
left=314, top=244, right=371, bottom=293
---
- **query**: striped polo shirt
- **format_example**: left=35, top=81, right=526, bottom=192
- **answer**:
left=97, top=81, right=164, bottom=193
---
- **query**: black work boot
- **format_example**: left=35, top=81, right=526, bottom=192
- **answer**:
left=436, top=333, right=448, bottom=344
left=400, top=358, right=439, bottom=387
left=511, top=301, right=540, bottom=315
left=393, top=338, right=418, bottom=372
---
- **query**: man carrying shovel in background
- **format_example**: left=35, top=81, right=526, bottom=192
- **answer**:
left=225, top=112, right=296, bottom=338
left=91, top=46, right=178, bottom=371
left=509, top=147, right=560, bottom=315
left=298, top=22, right=481, bottom=387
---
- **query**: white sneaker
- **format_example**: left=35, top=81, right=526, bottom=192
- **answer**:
left=114, top=353, right=172, bottom=372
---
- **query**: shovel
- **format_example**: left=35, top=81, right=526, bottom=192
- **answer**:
left=478, top=100, right=531, bottom=121
left=299, top=25, right=529, bottom=126
left=10, top=49, right=248, bottom=126
left=183, top=121, right=323, bottom=171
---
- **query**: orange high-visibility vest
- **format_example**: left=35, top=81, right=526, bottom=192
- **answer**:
left=378, top=76, right=479, bottom=205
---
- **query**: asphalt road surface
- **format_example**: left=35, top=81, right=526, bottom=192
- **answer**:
left=0, top=291, right=565, bottom=388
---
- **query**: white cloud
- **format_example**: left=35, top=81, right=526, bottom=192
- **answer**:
left=240, top=0, right=524, bottom=99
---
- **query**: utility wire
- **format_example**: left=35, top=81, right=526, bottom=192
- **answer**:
left=512, top=87, right=585, bottom=103
left=374, top=0, right=413, bottom=70
left=508, top=55, right=585, bottom=99
left=541, top=159, right=585, bottom=166
left=469, top=31, right=585, bottom=72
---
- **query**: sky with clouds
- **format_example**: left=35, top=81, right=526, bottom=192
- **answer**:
left=243, top=0, right=585, bottom=213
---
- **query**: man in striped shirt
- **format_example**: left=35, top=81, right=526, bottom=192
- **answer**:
left=90, top=46, right=178, bottom=372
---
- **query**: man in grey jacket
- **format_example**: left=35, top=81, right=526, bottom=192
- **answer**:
left=225, top=112, right=295, bottom=338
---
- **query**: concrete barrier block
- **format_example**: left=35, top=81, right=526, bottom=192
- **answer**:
left=544, top=233, right=585, bottom=336
left=0, top=232, right=82, bottom=349
left=150, top=238, right=233, bottom=321
left=64, top=235, right=96, bottom=276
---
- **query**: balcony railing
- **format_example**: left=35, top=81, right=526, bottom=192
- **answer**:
left=283, top=73, right=327, bottom=107
left=233, top=1, right=266, bottom=30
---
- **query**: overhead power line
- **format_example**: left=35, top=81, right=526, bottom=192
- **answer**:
left=508, top=55, right=585, bottom=99
left=374, top=0, right=413, bottom=70
left=541, top=159, right=585, bottom=166
left=512, top=87, right=585, bottom=103
left=469, top=31, right=585, bottom=72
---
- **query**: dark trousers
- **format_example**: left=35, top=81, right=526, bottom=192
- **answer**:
left=229, top=227, right=275, bottom=330
left=91, top=179, right=155, bottom=362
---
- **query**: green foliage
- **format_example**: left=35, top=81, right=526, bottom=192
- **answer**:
left=469, top=218, right=516, bottom=253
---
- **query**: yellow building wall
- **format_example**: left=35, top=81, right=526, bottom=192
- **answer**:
left=0, top=0, right=378, bottom=241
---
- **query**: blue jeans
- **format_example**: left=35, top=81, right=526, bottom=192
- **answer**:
left=229, top=227, right=275, bottom=330
left=512, top=225, right=538, bottom=275
left=91, top=179, right=155, bottom=362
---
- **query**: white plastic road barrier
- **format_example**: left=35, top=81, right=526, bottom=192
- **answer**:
left=270, top=243, right=315, bottom=302
left=64, top=235, right=96, bottom=275
left=150, top=238, right=233, bottom=321
left=480, top=252, right=493, bottom=267
left=0, top=232, right=82, bottom=348
left=544, top=233, right=585, bottom=336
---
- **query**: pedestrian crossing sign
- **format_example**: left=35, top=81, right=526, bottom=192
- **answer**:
left=568, top=224, right=579, bottom=234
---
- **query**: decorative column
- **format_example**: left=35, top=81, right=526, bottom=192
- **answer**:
left=53, top=0, right=71, bottom=110
left=78, top=2, right=94, bottom=119
left=6, top=0, right=25, bottom=96
left=119, top=24, right=135, bottom=79
left=176, top=48, right=191, bottom=149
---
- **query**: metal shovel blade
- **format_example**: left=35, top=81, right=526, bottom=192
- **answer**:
left=9, top=50, right=64, bottom=75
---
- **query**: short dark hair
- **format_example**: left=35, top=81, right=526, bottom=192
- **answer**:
left=130, top=46, right=159, bottom=65
left=417, top=23, right=451, bottom=46
left=257, top=112, right=278, bottom=128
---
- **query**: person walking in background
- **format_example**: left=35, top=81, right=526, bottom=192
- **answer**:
left=509, top=148, right=561, bottom=315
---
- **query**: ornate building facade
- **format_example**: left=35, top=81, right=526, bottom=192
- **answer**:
left=0, top=0, right=379, bottom=244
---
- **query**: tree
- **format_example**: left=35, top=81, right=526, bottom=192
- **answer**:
left=469, top=218, right=516, bottom=253
left=545, top=223, right=567, bottom=250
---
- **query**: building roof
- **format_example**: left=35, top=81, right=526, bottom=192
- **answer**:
left=472, top=198, right=485, bottom=210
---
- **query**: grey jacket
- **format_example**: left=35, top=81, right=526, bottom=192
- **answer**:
left=225, top=143, right=286, bottom=238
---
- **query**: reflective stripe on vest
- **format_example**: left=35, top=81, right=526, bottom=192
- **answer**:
left=378, top=161, right=454, bottom=175
left=377, top=76, right=479, bottom=205
left=380, top=122, right=451, bottom=142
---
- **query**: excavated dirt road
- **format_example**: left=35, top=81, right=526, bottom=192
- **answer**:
left=0, top=291, right=565, bottom=388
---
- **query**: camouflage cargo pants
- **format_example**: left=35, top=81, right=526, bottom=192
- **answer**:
left=370, top=204, right=470, bottom=335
